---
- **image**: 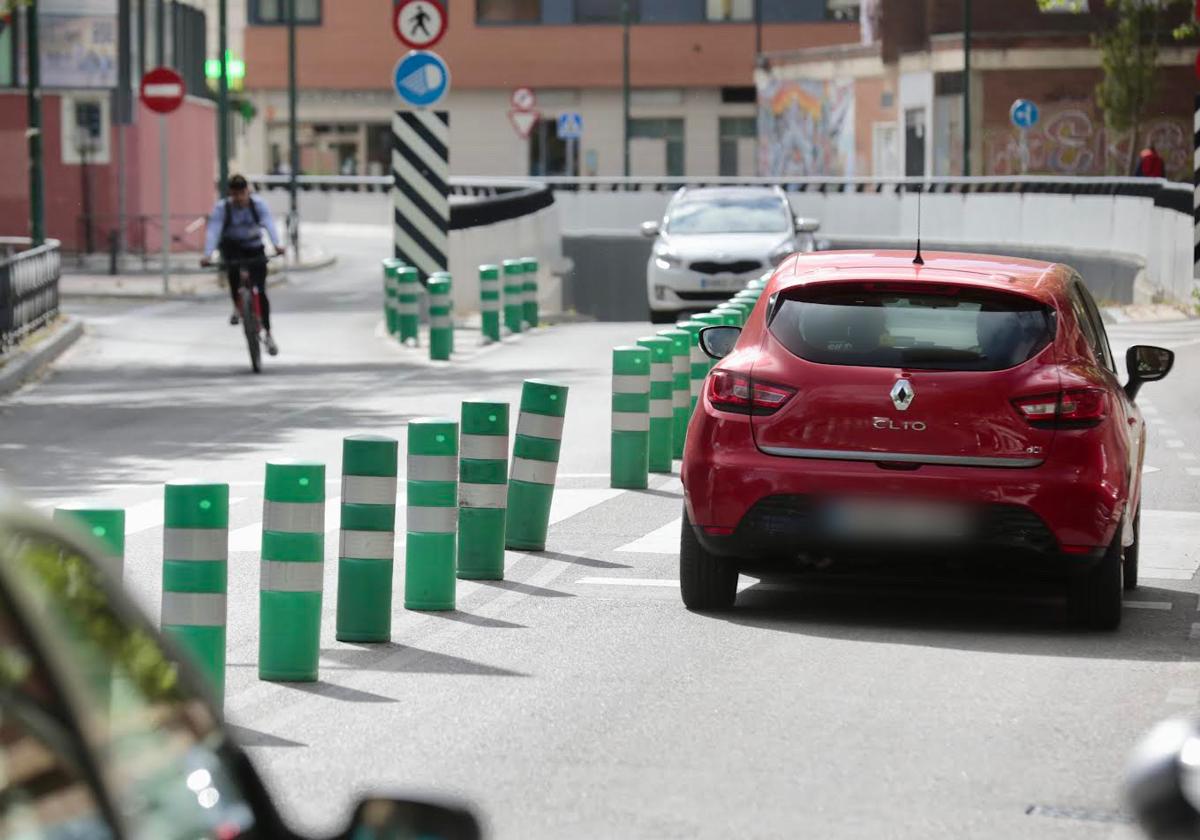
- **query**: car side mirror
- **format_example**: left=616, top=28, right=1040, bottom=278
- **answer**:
left=699, top=325, right=741, bottom=360
left=640, top=220, right=660, bottom=238
left=1125, top=345, right=1173, bottom=401
left=1124, top=716, right=1200, bottom=840
left=794, top=217, right=820, bottom=234
left=334, top=796, right=483, bottom=840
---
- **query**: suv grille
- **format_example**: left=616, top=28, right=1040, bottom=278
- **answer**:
left=689, top=259, right=762, bottom=275
left=675, top=290, right=738, bottom=302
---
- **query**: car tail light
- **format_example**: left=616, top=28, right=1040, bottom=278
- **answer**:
left=1012, top=388, right=1107, bottom=428
left=706, top=369, right=796, bottom=415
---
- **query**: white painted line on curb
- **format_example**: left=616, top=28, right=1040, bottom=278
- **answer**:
left=1123, top=601, right=1173, bottom=611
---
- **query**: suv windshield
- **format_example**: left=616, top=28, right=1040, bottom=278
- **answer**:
left=665, top=195, right=791, bottom=235
left=768, top=285, right=1055, bottom=371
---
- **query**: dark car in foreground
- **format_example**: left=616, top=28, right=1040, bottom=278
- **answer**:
left=680, top=250, right=1174, bottom=629
left=0, top=489, right=481, bottom=839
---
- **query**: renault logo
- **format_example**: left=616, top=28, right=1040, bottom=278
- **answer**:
left=890, top=379, right=914, bottom=411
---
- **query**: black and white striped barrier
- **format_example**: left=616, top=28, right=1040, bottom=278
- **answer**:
left=391, top=110, right=449, bottom=280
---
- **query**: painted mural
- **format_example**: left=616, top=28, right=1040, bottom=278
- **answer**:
left=983, top=99, right=1189, bottom=179
left=758, top=77, right=857, bottom=177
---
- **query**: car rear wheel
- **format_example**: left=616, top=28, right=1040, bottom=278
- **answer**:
left=1123, top=506, right=1140, bottom=592
left=680, top=509, right=738, bottom=611
left=649, top=308, right=678, bottom=325
left=1068, top=522, right=1123, bottom=631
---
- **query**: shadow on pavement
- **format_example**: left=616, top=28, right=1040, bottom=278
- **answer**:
left=319, top=643, right=529, bottom=677
left=424, top=611, right=527, bottom=629
left=282, top=682, right=397, bottom=703
left=533, top=550, right=632, bottom=570
left=474, top=580, right=574, bottom=599
left=225, top=723, right=306, bottom=748
left=713, top=577, right=1198, bottom=661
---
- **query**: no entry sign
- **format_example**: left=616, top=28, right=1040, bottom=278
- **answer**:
left=140, top=67, right=185, bottom=115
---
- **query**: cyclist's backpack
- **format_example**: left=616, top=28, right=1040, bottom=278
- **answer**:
left=220, top=196, right=262, bottom=242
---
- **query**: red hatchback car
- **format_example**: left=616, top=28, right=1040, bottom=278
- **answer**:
left=680, top=250, right=1174, bottom=629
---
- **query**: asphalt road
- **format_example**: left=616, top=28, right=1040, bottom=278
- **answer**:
left=4, top=226, right=1200, bottom=840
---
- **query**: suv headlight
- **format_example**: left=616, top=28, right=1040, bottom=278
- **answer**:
left=654, top=248, right=683, bottom=271
left=768, top=243, right=795, bottom=267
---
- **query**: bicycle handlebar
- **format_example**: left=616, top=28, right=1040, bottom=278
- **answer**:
left=204, top=251, right=283, bottom=270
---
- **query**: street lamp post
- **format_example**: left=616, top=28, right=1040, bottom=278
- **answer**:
left=26, top=0, right=44, bottom=246
left=963, top=0, right=972, bottom=176
left=217, top=0, right=230, bottom=197
left=622, top=0, right=631, bottom=177
left=287, top=0, right=299, bottom=258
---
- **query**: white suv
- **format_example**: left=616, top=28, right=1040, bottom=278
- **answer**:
left=642, top=186, right=819, bottom=324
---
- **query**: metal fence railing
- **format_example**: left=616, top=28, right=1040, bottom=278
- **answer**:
left=0, top=238, right=62, bottom=354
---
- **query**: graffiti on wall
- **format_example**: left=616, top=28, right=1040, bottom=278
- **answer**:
left=983, top=99, right=1189, bottom=178
left=758, top=77, right=857, bottom=177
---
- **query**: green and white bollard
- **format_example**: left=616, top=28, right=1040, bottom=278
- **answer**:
left=53, top=504, right=124, bottom=578
left=611, top=346, right=651, bottom=490
left=336, top=435, right=398, bottom=643
left=502, top=259, right=524, bottom=335
left=521, top=256, right=539, bottom=329
left=692, top=312, right=726, bottom=369
left=636, top=336, right=674, bottom=473
left=405, top=418, right=459, bottom=611
left=676, top=320, right=708, bottom=412
left=712, top=306, right=742, bottom=327
left=658, top=328, right=692, bottom=459
left=428, top=273, right=453, bottom=361
left=259, top=460, right=325, bottom=683
left=396, top=265, right=421, bottom=346
left=458, top=402, right=509, bottom=580
left=383, top=258, right=401, bottom=336
left=162, top=481, right=229, bottom=703
left=505, top=379, right=569, bottom=551
left=479, top=264, right=502, bottom=344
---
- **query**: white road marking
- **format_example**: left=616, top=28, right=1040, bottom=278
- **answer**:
left=1180, top=453, right=1198, bottom=461
left=1123, top=600, right=1173, bottom=610
left=1167, top=687, right=1199, bottom=704
left=1143, top=465, right=1161, bottom=475
left=1187, top=468, right=1200, bottom=477
left=548, top=488, right=623, bottom=525
left=1166, top=440, right=1185, bottom=449
left=615, top=517, right=681, bottom=555
left=1141, top=510, right=1200, bottom=581
left=1141, top=405, right=1159, bottom=415
left=578, top=577, right=679, bottom=587
left=1161, top=428, right=1178, bottom=436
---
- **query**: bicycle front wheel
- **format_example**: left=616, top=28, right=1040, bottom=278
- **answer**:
left=241, top=289, right=261, bottom=373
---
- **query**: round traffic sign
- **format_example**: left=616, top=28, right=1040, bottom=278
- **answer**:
left=393, top=51, right=451, bottom=109
left=140, top=66, right=185, bottom=115
left=1009, top=98, right=1040, bottom=129
left=394, top=0, right=447, bottom=50
left=511, top=87, right=537, bottom=111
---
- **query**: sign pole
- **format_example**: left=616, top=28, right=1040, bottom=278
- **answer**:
left=160, top=114, right=169, bottom=294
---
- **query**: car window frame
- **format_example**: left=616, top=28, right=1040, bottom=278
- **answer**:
left=1073, top=278, right=1117, bottom=375
left=1067, top=280, right=1109, bottom=371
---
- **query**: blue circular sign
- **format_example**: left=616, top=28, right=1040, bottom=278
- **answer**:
left=1010, top=98, right=1039, bottom=129
left=393, top=50, right=450, bottom=109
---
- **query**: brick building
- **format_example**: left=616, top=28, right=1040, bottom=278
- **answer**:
left=758, top=0, right=1196, bottom=179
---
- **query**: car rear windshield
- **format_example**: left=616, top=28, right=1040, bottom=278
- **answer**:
left=666, top=196, right=790, bottom=235
left=767, top=284, right=1055, bottom=371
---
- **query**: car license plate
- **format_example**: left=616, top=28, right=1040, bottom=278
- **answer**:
left=699, top=275, right=738, bottom=290
left=825, top=499, right=972, bottom=542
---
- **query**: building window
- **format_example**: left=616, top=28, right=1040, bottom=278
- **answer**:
left=477, top=0, right=541, bottom=23
left=707, top=0, right=753, bottom=21
left=719, top=117, right=756, bottom=177
left=250, top=0, right=321, bottom=25
left=825, top=0, right=860, bottom=21
left=575, top=0, right=639, bottom=23
left=629, top=117, right=684, bottom=177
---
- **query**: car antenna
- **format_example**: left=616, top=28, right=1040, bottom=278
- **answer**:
left=912, top=180, right=924, bottom=266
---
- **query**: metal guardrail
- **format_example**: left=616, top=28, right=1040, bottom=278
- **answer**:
left=0, top=238, right=61, bottom=354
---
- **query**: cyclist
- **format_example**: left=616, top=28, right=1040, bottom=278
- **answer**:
left=201, top=174, right=283, bottom=355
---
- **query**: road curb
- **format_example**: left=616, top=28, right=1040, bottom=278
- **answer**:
left=0, top=317, right=84, bottom=397
left=62, top=273, right=291, bottom=303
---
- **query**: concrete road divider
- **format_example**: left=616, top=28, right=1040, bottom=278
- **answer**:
left=505, top=379, right=569, bottom=551
left=396, top=265, right=421, bottom=346
left=259, top=460, right=325, bottom=683
left=383, top=258, right=401, bottom=336
left=657, top=328, right=692, bottom=459
left=161, top=481, right=229, bottom=703
left=636, top=336, right=674, bottom=474
left=405, top=419, right=459, bottom=611
left=676, top=320, right=708, bottom=411
left=479, top=264, right=502, bottom=344
left=53, top=504, right=124, bottom=577
left=522, top=256, right=539, bottom=329
left=428, top=273, right=453, bottom=361
left=502, top=259, right=524, bottom=335
left=336, top=435, right=398, bottom=643
left=458, top=402, right=509, bottom=580
left=611, top=346, right=651, bottom=490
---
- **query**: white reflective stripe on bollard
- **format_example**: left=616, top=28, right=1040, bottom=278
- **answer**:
left=263, top=501, right=324, bottom=533
left=612, top=374, right=651, bottom=393
left=672, top=357, right=687, bottom=375
left=163, top=528, right=229, bottom=561
left=260, top=561, right=324, bottom=593
left=673, top=390, right=690, bottom=408
left=339, top=530, right=395, bottom=560
left=341, top=475, right=398, bottom=505
left=407, top=454, right=457, bottom=481
left=516, top=412, right=565, bottom=441
left=430, top=316, right=452, bottom=328
left=395, top=302, right=420, bottom=314
left=161, top=592, right=227, bottom=627
left=460, top=433, right=508, bottom=460
left=690, top=378, right=702, bottom=397
left=510, top=457, right=558, bottom=486
left=480, top=301, right=502, bottom=312
left=459, top=482, right=507, bottom=508
left=690, top=347, right=705, bottom=364
left=651, top=362, right=672, bottom=381
left=650, top=401, right=673, bottom=419
left=407, top=506, right=458, bottom=534
left=612, top=413, right=651, bottom=432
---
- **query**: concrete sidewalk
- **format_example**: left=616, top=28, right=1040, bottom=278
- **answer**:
left=0, top=316, right=84, bottom=397
left=61, top=270, right=289, bottom=301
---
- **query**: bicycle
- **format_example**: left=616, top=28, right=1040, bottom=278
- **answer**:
left=207, top=252, right=280, bottom=374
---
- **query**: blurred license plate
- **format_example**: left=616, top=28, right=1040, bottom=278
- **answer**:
left=826, top=499, right=971, bottom=541
left=699, top=275, right=738, bottom=290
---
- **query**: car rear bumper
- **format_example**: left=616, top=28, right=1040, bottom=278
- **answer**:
left=681, top=408, right=1123, bottom=564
